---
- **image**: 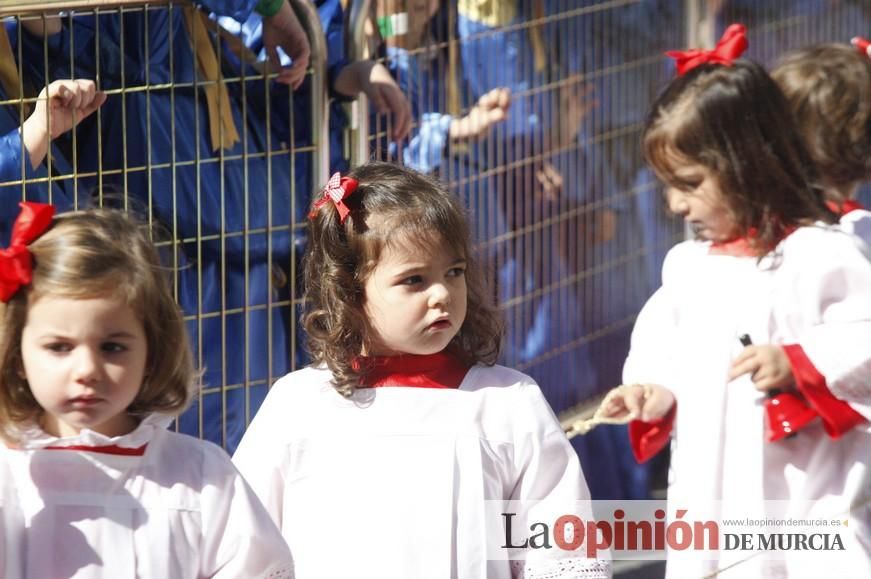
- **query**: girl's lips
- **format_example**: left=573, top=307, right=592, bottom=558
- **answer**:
left=428, top=320, right=452, bottom=331
left=69, top=397, right=104, bottom=408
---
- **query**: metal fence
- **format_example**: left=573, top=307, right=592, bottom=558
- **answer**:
left=1, top=0, right=868, bottom=454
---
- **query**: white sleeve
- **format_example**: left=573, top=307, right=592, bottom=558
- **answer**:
left=509, top=383, right=612, bottom=579
left=232, top=392, right=289, bottom=532
left=622, top=285, right=679, bottom=389
left=786, top=233, right=871, bottom=415
left=839, top=209, right=871, bottom=249
left=200, top=444, right=294, bottom=579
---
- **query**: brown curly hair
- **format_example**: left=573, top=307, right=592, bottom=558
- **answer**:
left=0, top=208, right=195, bottom=439
left=644, top=60, right=835, bottom=256
left=772, top=43, right=871, bottom=200
left=303, top=161, right=502, bottom=396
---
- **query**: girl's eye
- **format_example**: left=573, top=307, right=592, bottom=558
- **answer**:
left=45, top=342, right=72, bottom=353
left=401, top=275, right=424, bottom=286
left=674, top=178, right=702, bottom=192
left=448, top=267, right=466, bottom=278
left=102, top=342, right=128, bottom=353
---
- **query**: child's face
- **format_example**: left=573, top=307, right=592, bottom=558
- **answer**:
left=363, top=236, right=467, bottom=356
left=20, top=294, right=147, bottom=438
left=665, top=163, right=739, bottom=242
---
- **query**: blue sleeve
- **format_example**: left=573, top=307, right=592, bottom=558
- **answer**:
left=385, top=46, right=455, bottom=174
left=400, top=113, right=453, bottom=174
left=196, top=0, right=262, bottom=23
left=217, top=0, right=350, bottom=98
left=0, top=128, right=38, bottom=246
left=315, top=0, right=352, bottom=99
left=0, top=128, right=34, bottom=184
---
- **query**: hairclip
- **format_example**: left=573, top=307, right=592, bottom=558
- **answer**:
left=667, top=23, right=748, bottom=76
left=852, top=37, right=871, bottom=58
left=309, top=172, right=359, bottom=224
left=0, top=202, right=55, bottom=302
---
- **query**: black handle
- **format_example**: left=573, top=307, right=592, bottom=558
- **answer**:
left=738, top=334, right=779, bottom=397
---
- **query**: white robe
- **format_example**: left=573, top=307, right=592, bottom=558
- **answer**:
left=233, top=364, right=611, bottom=579
left=840, top=208, right=871, bottom=250
left=0, top=414, right=294, bottom=578
left=1, top=453, right=23, bottom=579
left=624, top=224, right=871, bottom=579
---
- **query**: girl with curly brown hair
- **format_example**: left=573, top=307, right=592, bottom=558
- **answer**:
left=233, top=161, right=609, bottom=579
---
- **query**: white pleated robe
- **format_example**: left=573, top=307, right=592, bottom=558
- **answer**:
left=624, top=225, right=871, bottom=579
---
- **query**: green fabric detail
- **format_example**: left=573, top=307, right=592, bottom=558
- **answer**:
left=255, top=0, right=285, bottom=18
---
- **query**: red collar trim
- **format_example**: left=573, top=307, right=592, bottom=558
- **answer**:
left=709, top=236, right=755, bottom=256
left=826, top=199, right=864, bottom=216
left=355, top=350, right=472, bottom=389
left=709, top=225, right=797, bottom=257
left=42, top=443, right=148, bottom=456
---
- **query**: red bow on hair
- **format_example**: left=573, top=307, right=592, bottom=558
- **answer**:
left=852, top=37, right=871, bottom=58
left=667, top=23, right=748, bottom=76
left=0, top=202, right=55, bottom=302
left=308, top=172, right=359, bottom=224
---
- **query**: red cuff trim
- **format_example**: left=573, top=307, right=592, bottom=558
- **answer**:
left=783, top=344, right=866, bottom=439
left=628, top=403, right=676, bottom=463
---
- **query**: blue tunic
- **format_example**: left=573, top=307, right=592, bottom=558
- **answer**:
left=33, top=2, right=299, bottom=451
left=0, top=21, right=76, bottom=246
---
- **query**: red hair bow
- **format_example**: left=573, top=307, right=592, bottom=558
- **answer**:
left=667, top=23, right=748, bottom=76
left=852, top=37, right=871, bottom=58
left=0, top=202, right=55, bottom=302
left=309, top=172, right=359, bottom=223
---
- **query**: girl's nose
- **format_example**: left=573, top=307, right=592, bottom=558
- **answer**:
left=666, top=188, right=690, bottom=216
left=73, top=348, right=102, bottom=383
left=428, top=282, right=451, bottom=307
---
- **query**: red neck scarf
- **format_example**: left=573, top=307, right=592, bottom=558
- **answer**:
left=709, top=236, right=756, bottom=257
left=826, top=199, right=864, bottom=217
left=709, top=225, right=798, bottom=257
left=355, top=350, right=472, bottom=389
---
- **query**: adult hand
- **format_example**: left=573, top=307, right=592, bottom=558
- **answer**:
left=262, top=0, right=311, bottom=89
left=449, top=87, right=511, bottom=140
left=535, top=161, right=563, bottom=203
left=19, top=15, right=62, bottom=37
left=588, top=208, right=617, bottom=244
left=558, top=78, right=596, bottom=146
left=358, top=61, right=412, bottom=141
left=729, top=344, right=794, bottom=392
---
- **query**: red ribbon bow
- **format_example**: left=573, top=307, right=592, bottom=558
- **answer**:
left=308, top=172, right=359, bottom=223
left=0, top=202, right=55, bottom=302
left=667, top=24, right=748, bottom=76
left=852, top=37, right=871, bottom=58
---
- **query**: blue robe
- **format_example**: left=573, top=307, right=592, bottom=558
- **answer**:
left=456, top=2, right=597, bottom=398
left=220, top=0, right=348, bottom=174
left=32, top=2, right=299, bottom=451
left=0, top=21, right=75, bottom=245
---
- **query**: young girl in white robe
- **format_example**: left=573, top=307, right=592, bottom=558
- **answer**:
left=233, top=162, right=610, bottom=579
left=773, top=40, right=871, bottom=244
left=598, top=25, right=871, bottom=579
left=0, top=203, right=293, bottom=578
